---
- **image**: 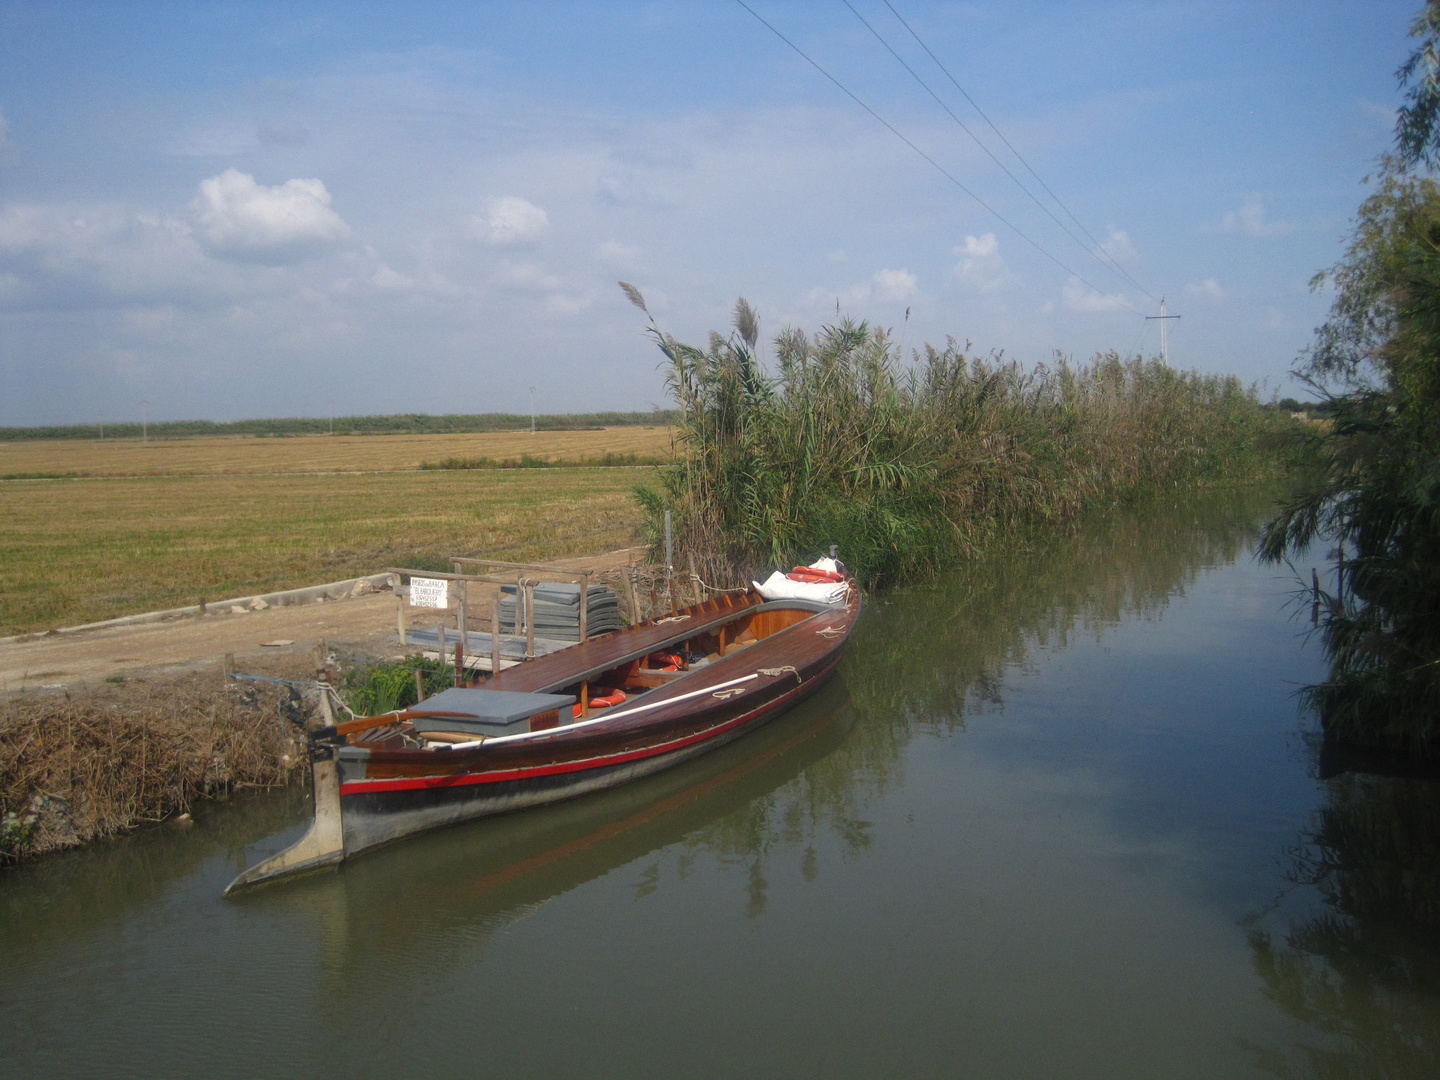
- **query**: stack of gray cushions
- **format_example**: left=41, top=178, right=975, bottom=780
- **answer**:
left=499, top=582, right=623, bottom=642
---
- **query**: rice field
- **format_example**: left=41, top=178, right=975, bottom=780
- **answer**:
left=0, top=427, right=673, bottom=478
left=0, top=461, right=652, bottom=636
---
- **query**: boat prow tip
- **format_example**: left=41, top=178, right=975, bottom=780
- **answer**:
left=224, top=757, right=346, bottom=898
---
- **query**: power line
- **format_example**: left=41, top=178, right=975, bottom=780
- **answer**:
left=731, top=0, right=1143, bottom=317
left=880, top=0, right=1158, bottom=304
left=842, top=0, right=1149, bottom=302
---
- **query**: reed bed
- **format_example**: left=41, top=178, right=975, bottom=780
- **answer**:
left=624, top=288, right=1291, bottom=587
left=0, top=672, right=308, bottom=863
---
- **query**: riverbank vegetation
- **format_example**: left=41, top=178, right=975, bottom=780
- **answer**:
left=621, top=284, right=1296, bottom=590
left=0, top=669, right=309, bottom=864
left=1260, top=165, right=1440, bottom=752
left=1261, top=5, right=1440, bottom=755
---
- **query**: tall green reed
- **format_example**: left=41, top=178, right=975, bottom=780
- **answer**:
left=622, top=285, right=1288, bottom=588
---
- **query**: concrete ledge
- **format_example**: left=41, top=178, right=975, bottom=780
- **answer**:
left=0, top=572, right=400, bottom=644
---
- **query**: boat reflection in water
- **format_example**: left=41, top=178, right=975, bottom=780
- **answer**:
left=232, top=679, right=859, bottom=983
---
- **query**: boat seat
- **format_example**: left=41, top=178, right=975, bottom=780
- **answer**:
left=406, top=688, right=576, bottom=737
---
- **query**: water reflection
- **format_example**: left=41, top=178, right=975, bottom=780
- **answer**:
left=236, top=682, right=859, bottom=990
left=1249, top=772, right=1440, bottom=1079
left=0, top=785, right=307, bottom=953
left=8, top=482, right=1390, bottom=1080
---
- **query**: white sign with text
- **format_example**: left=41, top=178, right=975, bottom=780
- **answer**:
left=409, top=577, right=448, bottom=609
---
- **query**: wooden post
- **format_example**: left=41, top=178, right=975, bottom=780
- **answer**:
left=718, top=625, right=726, bottom=657
left=397, top=592, right=408, bottom=646
left=491, top=592, right=501, bottom=676
left=579, top=572, right=589, bottom=642
left=316, top=672, right=334, bottom=725
left=457, top=579, right=467, bottom=674
left=580, top=679, right=589, bottom=717
left=688, top=551, right=703, bottom=605
left=625, top=564, right=640, bottom=626
left=454, top=642, right=464, bottom=687
left=414, top=669, right=426, bottom=703
left=524, top=579, right=536, bottom=658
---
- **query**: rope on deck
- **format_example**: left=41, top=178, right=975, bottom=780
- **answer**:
left=757, top=666, right=801, bottom=685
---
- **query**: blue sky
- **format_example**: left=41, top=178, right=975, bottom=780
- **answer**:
left=0, top=1, right=1421, bottom=424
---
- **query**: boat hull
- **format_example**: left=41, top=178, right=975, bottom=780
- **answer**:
left=226, top=585, right=857, bottom=894
left=338, top=661, right=835, bottom=853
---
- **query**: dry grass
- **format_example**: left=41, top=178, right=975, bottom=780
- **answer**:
left=0, top=468, right=649, bottom=636
left=1, top=426, right=673, bottom=478
left=0, top=668, right=308, bottom=862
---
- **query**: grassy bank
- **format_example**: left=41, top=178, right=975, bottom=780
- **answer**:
left=626, top=290, right=1297, bottom=587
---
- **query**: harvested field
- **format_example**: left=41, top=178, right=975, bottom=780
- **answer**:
left=0, top=467, right=648, bottom=636
left=0, top=426, right=672, bottom=478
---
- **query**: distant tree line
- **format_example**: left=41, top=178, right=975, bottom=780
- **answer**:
left=0, top=410, right=678, bottom=442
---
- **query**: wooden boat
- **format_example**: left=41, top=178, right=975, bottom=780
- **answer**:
left=225, top=576, right=859, bottom=893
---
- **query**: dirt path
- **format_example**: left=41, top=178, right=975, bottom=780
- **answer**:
left=1, top=548, right=647, bottom=692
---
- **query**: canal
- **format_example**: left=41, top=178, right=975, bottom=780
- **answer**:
left=3, top=486, right=1438, bottom=1078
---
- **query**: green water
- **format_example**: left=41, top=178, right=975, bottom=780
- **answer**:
left=3, top=487, right=1438, bottom=1079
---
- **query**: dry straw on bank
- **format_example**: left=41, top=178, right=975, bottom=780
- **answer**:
left=1, top=675, right=307, bottom=862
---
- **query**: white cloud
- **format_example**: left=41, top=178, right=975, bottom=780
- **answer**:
left=1186, top=277, right=1223, bottom=300
left=596, top=240, right=640, bottom=267
left=806, top=268, right=917, bottom=310
left=0, top=202, right=209, bottom=310
left=545, top=293, right=590, bottom=316
left=1062, top=276, right=1128, bottom=313
left=496, top=261, right=562, bottom=291
left=961, top=233, right=998, bottom=259
left=192, top=169, right=349, bottom=262
left=1099, top=226, right=1138, bottom=266
left=952, top=232, right=1012, bottom=292
left=474, top=196, right=549, bottom=245
left=873, top=268, right=917, bottom=302
left=1221, top=194, right=1291, bottom=237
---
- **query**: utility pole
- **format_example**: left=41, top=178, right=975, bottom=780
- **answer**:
left=530, top=386, right=536, bottom=434
left=141, top=400, right=149, bottom=444
left=1145, top=297, right=1181, bottom=365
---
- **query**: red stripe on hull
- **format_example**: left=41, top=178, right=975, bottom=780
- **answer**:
left=339, top=661, right=835, bottom=797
